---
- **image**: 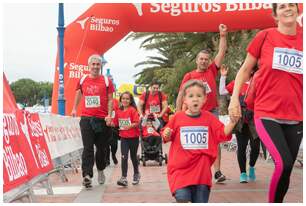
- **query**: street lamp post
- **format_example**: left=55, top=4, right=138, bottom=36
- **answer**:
left=57, top=3, right=66, bottom=115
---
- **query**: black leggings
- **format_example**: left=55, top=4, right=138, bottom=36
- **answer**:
left=120, top=137, right=139, bottom=177
left=236, top=123, right=260, bottom=173
left=255, top=119, right=303, bottom=203
left=106, top=128, right=119, bottom=162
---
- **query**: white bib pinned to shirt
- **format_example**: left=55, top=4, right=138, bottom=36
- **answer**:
left=180, top=126, right=209, bottom=150
left=272, top=47, right=303, bottom=74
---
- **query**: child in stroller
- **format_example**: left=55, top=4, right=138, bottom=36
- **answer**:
left=138, top=113, right=167, bottom=166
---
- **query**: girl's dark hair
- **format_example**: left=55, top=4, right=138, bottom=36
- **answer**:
left=272, top=3, right=299, bottom=16
left=119, top=91, right=137, bottom=110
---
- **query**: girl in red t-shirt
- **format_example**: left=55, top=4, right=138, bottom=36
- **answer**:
left=112, top=91, right=140, bottom=186
left=228, top=3, right=302, bottom=203
left=162, top=80, right=237, bottom=203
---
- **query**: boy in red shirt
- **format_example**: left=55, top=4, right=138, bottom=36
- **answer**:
left=162, top=80, right=237, bottom=203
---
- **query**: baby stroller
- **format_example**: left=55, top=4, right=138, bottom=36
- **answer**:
left=137, top=114, right=168, bottom=166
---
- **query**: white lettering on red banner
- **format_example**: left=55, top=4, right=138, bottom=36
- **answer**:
left=149, top=3, right=272, bottom=17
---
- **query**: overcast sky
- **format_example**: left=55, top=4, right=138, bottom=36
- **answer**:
left=3, top=3, right=157, bottom=85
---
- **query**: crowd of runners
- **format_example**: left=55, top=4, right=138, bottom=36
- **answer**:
left=71, top=3, right=302, bottom=203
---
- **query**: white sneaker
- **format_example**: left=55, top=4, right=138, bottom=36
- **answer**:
left=98, top=170, right=105, bottom=184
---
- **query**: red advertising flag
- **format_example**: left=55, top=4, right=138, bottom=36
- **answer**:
left=3, top=112, right=30, bottom=192
left=22, top=111, right=54, bottom=173
left=3, top=73, right=18, bottom=113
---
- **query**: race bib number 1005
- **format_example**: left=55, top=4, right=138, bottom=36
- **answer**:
left=272, top=47, right=303, bottom=74
left=180, top=126, right=209, bottom=150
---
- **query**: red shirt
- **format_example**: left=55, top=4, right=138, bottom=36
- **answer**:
left=142, top=126, right=160, bottom=138
left=247, top=28, right=303, bottom=121
left=162, top=111, right=232, bottom=194
left=226, top=80, right=249, bottom=96
left=139, top=92, right=167, bottom=115
left=113, top=106, right=140, bottom=138
left=179, top=62, right=219, bottom=111
left=76, top=75, right=115, bottom=118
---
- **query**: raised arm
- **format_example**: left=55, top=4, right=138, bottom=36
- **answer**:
left=214, top=24, right=228, bottom=68
left=219, top=65, right=229, bottom=95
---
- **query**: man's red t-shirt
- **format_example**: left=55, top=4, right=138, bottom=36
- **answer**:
left=247, top=28, right=302, bottom=121
left=179, top=62, right=219, bottom=111
left=162, top=111, right=232, bottom=194
left=76, top=75, right=115, bottom=118
left=139, top=91, right=167, bottom=115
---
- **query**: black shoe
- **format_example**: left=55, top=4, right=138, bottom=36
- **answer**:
left=112, top=154, right=118, bottom=165
left=214, top=171, right=226, bottom=183
left=132, top=173, right=141, bottom=185
left=82, top=175, right=92, bottom=189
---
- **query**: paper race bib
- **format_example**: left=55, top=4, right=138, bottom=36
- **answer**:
left=272, top=47, right=303, bottom=74
left=147, top=127, right=154, bottom=134
left=85, top=96, right=100, bottom=108
left=119, top=118, right=131, bottom=130
left=150, top=105, right=161, bottom=113
left=180, top=126, right=209, bottom=150
left=203, top=82, right=212, bottom=94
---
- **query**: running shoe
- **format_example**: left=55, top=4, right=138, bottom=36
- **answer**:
left=132, top=173, right=141, bottom=185
left=240, top=172, right=248, bottom=183
left=248, top=167, right=256, bottom=181
left=214, top=171, right=226, bottom=183
left=82, top=175, right=92, bottom=189
left=117, top=176, right=128, bottom=187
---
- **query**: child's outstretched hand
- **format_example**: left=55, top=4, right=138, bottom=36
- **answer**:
left=162, top=127, right=172, bottom=142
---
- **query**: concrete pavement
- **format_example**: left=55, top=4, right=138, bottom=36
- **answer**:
left=12, top=142, right=303, bottom=203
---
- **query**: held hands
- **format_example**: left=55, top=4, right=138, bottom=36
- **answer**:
left=105, top=116, right=112, bottom=126
left=219, top=24, right=228, bottom=37
left=162, top=127, right=172, bottom=142
left=228, top=97, right=242, bottom=123
left=220, top=64, right=229, bottom=76
left=71, top=108, right=77, bottom=117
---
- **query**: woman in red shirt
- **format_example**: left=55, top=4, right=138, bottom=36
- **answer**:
left=112, top=91, right=140, bottom=187
left=228, top=3, right=302, bottom=203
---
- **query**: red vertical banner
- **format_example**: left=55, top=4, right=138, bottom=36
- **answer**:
left=22, top=111, right=54, bottom=173
left=3, top=112, right=29, bottom=192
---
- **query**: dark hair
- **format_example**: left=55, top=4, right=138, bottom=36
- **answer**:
left=150, top=80, right=160, bottom=86
left=119, top=91, right=137, bottom=110
left=182, top=79, right=206, bottom=96
left=196, top=49, right=211, bottom=59
left=272, top=3, right=299, bottom=16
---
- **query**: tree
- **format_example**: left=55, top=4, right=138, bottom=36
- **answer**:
left=127, top=30, right=259, bottom=108
left=10, top=79, right=53, bottom=107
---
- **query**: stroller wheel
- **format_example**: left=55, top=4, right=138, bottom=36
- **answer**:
left=164, top=154, right=168, bottom=164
